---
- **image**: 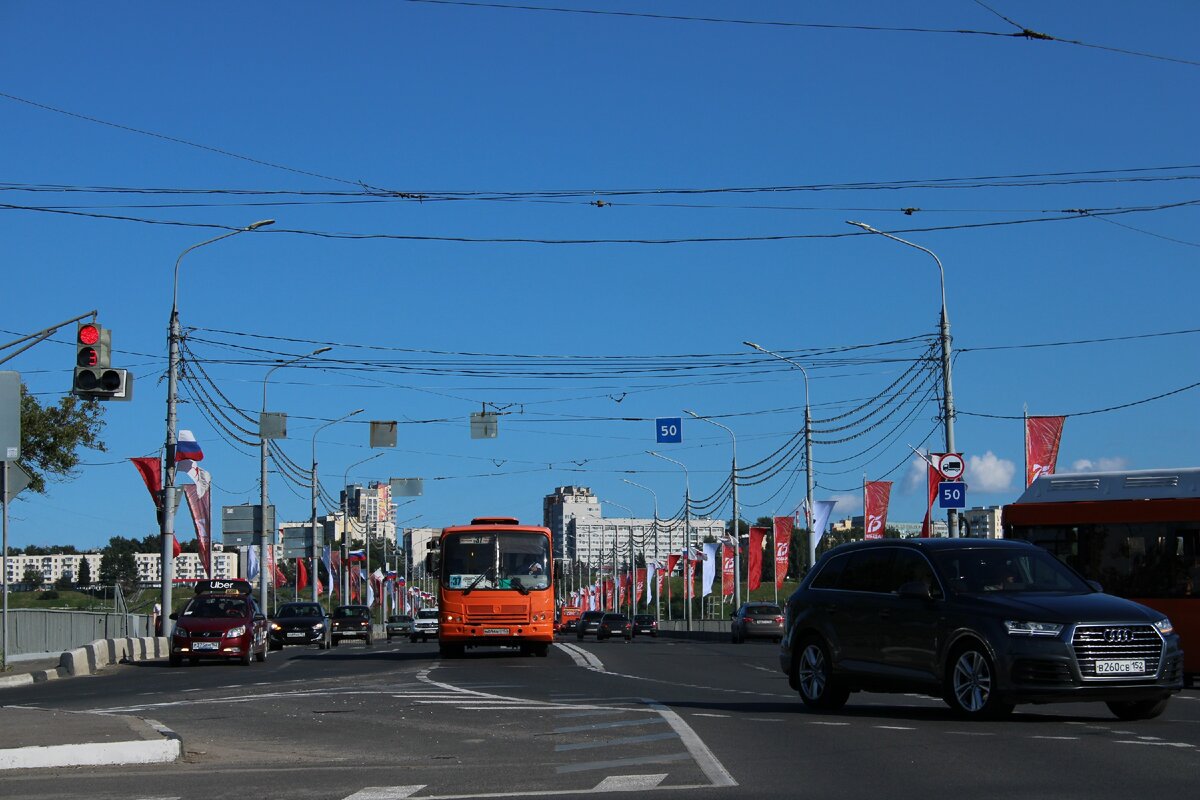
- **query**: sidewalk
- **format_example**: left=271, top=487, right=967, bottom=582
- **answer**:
left=0, top=638, right=182, bottom=770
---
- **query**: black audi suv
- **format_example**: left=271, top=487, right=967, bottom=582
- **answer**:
left=780, top=538, right=1184, bottom=719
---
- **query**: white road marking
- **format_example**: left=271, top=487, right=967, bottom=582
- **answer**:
left=555, top=732, right=679, bottom=752
left=555, top=718, right=668, bottom=734
left=691, top=713, right=730, bottom=718
left=808, top=721, right=850, bottom=726
left=873, top=725, right=916, bottom=731
left=1030, top=736, right=1080, bottom=741
left=556, top=752, right=693, bottom=774
left=592, top=774, right=668, bottom=792
left=344, top=787, right=426, bottom=799
left=642, top=700, right=737, bottom=788
left=745, top=718, right=783, bottom=723
left=1114, top=740, right=1195, bottom=748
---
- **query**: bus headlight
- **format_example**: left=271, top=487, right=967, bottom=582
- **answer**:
left=1153, top=618, right=1174, bottom=636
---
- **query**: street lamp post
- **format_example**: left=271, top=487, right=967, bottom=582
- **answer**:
left=847, top=221, right=958, bottom=537
left=162, top=220, right=273, bottom=627
left=744, top=341, right=816, bottom=569
left=648, top=450, right=692, bottom=631
left=622, top=478, right=660, bottom=619
left=341, top=452, right=383, bottom=608
left=311, top=409, right=363, bottom=603
left=261, top=346, right=331, bottom=614
left=602, top=499, right=633, bottom=616
left=684, top=410, right=740, bottom=613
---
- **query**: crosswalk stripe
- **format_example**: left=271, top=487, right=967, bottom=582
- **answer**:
left=344, top=786, right=426, bottom=800
left=592, top=774, right=668, bottom=791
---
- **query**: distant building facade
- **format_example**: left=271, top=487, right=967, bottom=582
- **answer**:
left=543, top=486, right=602, bottom=560
left=570, top=516, right=726, bottom=568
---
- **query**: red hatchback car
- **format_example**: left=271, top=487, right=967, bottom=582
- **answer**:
left=169, top=579, right=269, bottom=667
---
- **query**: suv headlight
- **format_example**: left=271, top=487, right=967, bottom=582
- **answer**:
left=270, top=622, right=282, bottom=631
left=312, top=622, right=325, bottom=630
left=1153, top=618, right=1175, bottom=636
left=225, top=625, right=247, bottom=638
left=1004, top=620, right=1063, bottom=637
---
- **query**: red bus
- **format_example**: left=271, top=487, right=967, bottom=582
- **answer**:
left=1003, top=468, right=1200, bottom=683
left=429, top=517, right=555, bottom=658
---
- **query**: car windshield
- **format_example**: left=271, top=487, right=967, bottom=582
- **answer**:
left=634, top=615, right=653, bottom=623
left=388, top=616, right=412, bottom=623
left=184, top=597, right=248, bottom=619
left=278, top=605, right=322, bottom=617
left=417, top=609, right=439, bottom=620
left=930, top=547, right=1093, bottom=594
left=442, top=531, right=551, bottom=592
left=333, top=607, right=369, bottom=619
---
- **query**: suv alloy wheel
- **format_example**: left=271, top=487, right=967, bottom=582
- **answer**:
left=795, top=638, right=849, bottom=711
left=944, top=642, right=1014, bottom=719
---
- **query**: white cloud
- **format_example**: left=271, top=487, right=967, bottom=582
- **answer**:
left=967, top=451, right=1016, bottom=493
left=904, top=453, right=931, bottom=493
left=828, top=493, right=860, bottom=515
left=1071, top=457, right=1129, bottom=473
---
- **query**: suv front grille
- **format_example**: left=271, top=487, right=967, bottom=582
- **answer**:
left=1072, top=624, right=1162, bottom=680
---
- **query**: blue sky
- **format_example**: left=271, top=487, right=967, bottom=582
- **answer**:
left=2, top=1, right=1197, bottom=552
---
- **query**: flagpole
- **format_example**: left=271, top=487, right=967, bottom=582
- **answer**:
left=1023, top=404, right=1029, bottom=488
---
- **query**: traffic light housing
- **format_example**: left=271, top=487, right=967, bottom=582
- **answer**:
left=73, top=321, right=132, bottom=401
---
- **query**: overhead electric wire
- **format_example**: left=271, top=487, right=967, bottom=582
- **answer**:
left=4, top=197, right=1199, bottom=244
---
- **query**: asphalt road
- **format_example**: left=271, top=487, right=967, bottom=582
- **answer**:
left=2, top=634, right=1198, bottom=800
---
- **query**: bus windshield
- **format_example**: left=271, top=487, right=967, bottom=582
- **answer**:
left=442, top=531, right=551, bottom=593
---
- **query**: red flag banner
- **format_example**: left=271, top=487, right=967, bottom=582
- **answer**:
left=181, top=466, right=213, bottom=576
left=748, top=526, right=766, bottom=592
left=635, top=569, right=646, bottom=605
left=920, top=460, right=940, bottom=538
left=666, top=553, right=681, bottom=576
left=864, top=480, right=893, bottom=539
left=1026, top=415, right=1066, bottom=486
left=297, top=558, right=309, bottom=592
left=721, top=544, right=735, bottom=596
left=772, top=517, right=792, bottom=590
left=130, top=457, right=163, bottom=510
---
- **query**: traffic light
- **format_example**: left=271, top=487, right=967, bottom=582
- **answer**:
left=72, top=321, right=132, bottom=401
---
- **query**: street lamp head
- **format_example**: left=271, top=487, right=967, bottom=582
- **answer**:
left=350, top=408, right=365, bottom=416
left=312, top=346, right=332, bottom=356
left=846, top=220, right=874, bottom=233
left=247, top=219, right=275, bottom=231
left=683, top=409, right=699, bottom=419
left=743, top=341, right=764, bottom=352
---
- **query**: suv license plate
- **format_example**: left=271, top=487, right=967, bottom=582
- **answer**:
left=1096, top=659, right=1145, bottom=674
left=287, top=632, right=305, bottom=637
left=483, top=628, right=510, bottom=635
left=192, top=642, right=219, bottom=651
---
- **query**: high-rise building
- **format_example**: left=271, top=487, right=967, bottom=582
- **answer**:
left=543, top=486, right=601, bottom=560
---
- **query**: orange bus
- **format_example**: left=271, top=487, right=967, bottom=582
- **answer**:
left=430, top=517, right=555, bottom=658
left=1003, top=468, right=1199, bottom=684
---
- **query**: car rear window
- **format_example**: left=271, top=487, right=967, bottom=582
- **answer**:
left=746, top=605, right=781, bottom=616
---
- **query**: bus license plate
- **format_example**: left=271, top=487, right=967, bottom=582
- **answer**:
left=192, top=642, right=219, bottom=651
left=1096, top=659, right=1144, bottom=674
left=483, top=628, right=510, bottom=635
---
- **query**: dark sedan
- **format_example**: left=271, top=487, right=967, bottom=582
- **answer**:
left=330, top=605, right=374, bottom=647
left=781, top=538, right=1184, bottom=719
left=268, top=602, right=331, bottom=650
left=597, top=613, right=632, bottom=641
left=632, top=614, right=658, bottom=637
left=731, top=602, right=783, bottom=643
left=576, top=610, right=606, bottom=640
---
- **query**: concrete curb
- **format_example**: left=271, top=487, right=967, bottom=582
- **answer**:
left=0, top=716, right=182, bottom=771
left=1, top=636, right=168, bottom=689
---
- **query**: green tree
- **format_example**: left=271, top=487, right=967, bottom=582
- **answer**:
left=22, top=565, right=44, bottom=587
left=99, top=549, right=139, bottom=594
left=17, top=384, right=107, bottom=494
left=76, top=555, right=93, bottom=588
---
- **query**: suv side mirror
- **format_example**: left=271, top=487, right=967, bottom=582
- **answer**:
left=1086, top=579, right=1103, bottom=593
left=425, top=552, right=440, bottom=573
left=897, top=581, right=933, bottom=601
left=168, top=612, right=178, bottom=620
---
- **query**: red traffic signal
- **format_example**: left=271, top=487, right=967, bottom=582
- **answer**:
left=77, top=323, right=101, bottom=346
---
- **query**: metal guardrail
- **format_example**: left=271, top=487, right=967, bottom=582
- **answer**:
left=5, top=609, right=153, bottom=657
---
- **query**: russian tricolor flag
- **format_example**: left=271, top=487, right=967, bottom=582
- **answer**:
left=176, top=430, right=204, bottom=463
